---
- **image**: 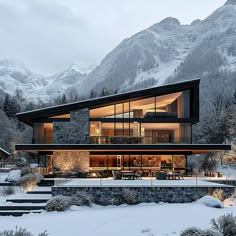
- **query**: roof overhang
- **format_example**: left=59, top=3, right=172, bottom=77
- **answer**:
left=15, top=144, right=231, bottom=155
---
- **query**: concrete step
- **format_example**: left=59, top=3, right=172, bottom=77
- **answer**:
left=38, top=179, right=54, bottom=187
left=27, top=190, right=52, bottom=194
left=0, top=182, right=17, bottom=186
left=0, top=205, right=46, bottom=211
left=0, top=210, right=42, bottom=217
left=6, top=199, right=49, bottom=203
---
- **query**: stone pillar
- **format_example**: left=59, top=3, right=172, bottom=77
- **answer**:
left=53, top=108, right=89, bottom=144
left=53, top=151, right=90, bottom=172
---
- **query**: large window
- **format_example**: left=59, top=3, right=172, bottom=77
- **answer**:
left=34, top=123, right=53, bottom=144
left=89, top=154, right=186, bottom=172
left=89, top=90, right=191, bottom=119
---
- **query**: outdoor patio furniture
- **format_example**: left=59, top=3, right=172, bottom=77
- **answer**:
left=166, top=172, right=184, bottom=180
left=155, top=171, right=167, bottom=180
left=134, top=170, right=143, bottom=179
left=120, top=170, right=135, bottom=180
left=112, top=171, right=122, bottom=180
left=70, top=169, right=80, bottom=177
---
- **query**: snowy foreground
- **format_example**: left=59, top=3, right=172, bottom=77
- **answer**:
left=0, top=203, right=236, bottom=236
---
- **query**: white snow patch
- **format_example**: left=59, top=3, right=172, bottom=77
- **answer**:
left=196, top=195, right=224, bottom=208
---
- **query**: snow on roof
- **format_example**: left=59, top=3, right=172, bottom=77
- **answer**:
left=0, top=148, right=10, bottom=156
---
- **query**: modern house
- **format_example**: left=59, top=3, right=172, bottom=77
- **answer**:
left=15, top=79, right=231, bottom=177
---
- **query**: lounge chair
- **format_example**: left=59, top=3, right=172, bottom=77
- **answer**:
left=134, top=170, right=143, bottom=179
left=112, top=171, right=122, bottom=180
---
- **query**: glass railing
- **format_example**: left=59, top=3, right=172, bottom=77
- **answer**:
left=89, top=136, right=191, bottom=144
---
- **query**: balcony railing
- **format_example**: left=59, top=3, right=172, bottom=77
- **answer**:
left=89, top=136, right=191, bottom=144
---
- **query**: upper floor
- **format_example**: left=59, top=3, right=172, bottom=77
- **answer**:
left=17, top=79, right=200, bottom=145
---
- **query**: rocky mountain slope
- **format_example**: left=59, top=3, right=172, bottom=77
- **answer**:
left=78, top=0, right=236, bottom=94
left=0, top=60, right=86, bottom=102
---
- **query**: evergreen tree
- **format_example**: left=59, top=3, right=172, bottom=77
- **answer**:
left=3, top=94, right=18, bottom=119
left=61, top=94, right=67, bottom=104
left=14, top=89, right=25, bottom=112
left=90, top=90, right=97, bottom=98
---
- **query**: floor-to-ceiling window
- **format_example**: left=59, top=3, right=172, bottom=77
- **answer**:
left=89, top=154, right=186, bottom=172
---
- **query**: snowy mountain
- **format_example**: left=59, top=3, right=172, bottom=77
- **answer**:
left=0, top=60, right=86, bottom=102
left=1, top=0, right=236, bottom=101
left=75, top=0, right=236, bottom=95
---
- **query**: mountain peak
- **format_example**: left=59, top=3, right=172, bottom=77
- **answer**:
left=67, top=63, right=83, bottom=74
left=225, top=0, right=236, bottom=6
left=159, top=17, right=181, bottom=26
left=0, top=58, right=31, bottom=74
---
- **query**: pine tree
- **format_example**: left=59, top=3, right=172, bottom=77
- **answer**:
left=3, top=94, right=18, bottom=119
left=90, top=90, right=96, bottom=98
left=61, top=94, right=67, bottom=104
left=14, top=89, right=25, bottom=112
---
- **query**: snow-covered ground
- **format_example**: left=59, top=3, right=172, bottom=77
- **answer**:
left=0, top=203, right=235, bottom=236
left=0, top=173, right=9, bottom=183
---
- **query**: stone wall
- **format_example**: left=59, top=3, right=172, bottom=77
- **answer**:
left=53, top=108, right=89, bottom=144
left=53, top=151, right=89, bottom=172
left=52, top=186, right=234, bottom=206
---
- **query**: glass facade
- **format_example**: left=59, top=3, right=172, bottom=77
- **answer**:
left=89, top=90, right=192, bottom=144
left=89, top=90, right=190, bottom=119
left=33, top=123, right=53, bottom=144
left=90, top=154, right=186, bottom=173
left=89, top=122, right=191, bottom=144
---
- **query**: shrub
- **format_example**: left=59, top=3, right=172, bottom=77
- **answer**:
left=46, top=195, right=71, bottom=212
left=71, top=191, right=92, bottom=206
left=21, top=167, right=34, bottom=176
left=212, top=189, right=226, bottom=202
left=18, top=174, right=38, bottom=191
left=6, top=170, right=21, bottom=182
left=0, top=186, right=15, bottom=196
left=34, top=173, right=44, bottom=184
left=180, top=227, right=203, bottom=236
left=202, top=229, right=220, bottom=236
left=0, top=227, right=48, bottom=236
left=122, top=188, right=138, bottom=205
left=211, top=213, right=236, bottom=236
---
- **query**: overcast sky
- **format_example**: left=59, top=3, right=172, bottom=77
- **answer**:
left=0, top=0, right=226, bottom=75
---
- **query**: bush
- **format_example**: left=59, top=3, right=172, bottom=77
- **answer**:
left=180, top=227, right=203, bottom=236
left=71, top=191, right=92, bottom=206
left=202, top=229, right=220, bottom=236
left=6, top=170, right=21, bottom=182
left=180, top=227, right=219, bottom=236
left=211, top=213, right=236, bottom=236
left=18, top=174, right=38, bottom=191
left=21, top=167, right=34, bottom=176
left=34, top=173, right=44, bottom=184
left=0, top=186, right=15, bottom=196
left=212, top=189, right=226, bottom=202
left=122, top=188, right=138, bottom=205
left=0, top=227, right=48, bottom=236
left=46, top=195, right=71, bottom=212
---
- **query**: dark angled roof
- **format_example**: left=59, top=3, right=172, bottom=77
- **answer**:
left=0, top=147, right=10, bottom=157
left=17, top=78, right=200, bottom=126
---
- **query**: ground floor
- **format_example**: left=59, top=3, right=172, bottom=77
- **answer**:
left=36, top=151, right=188, bottom=177
left=15, top=143, right=232, bottom=177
